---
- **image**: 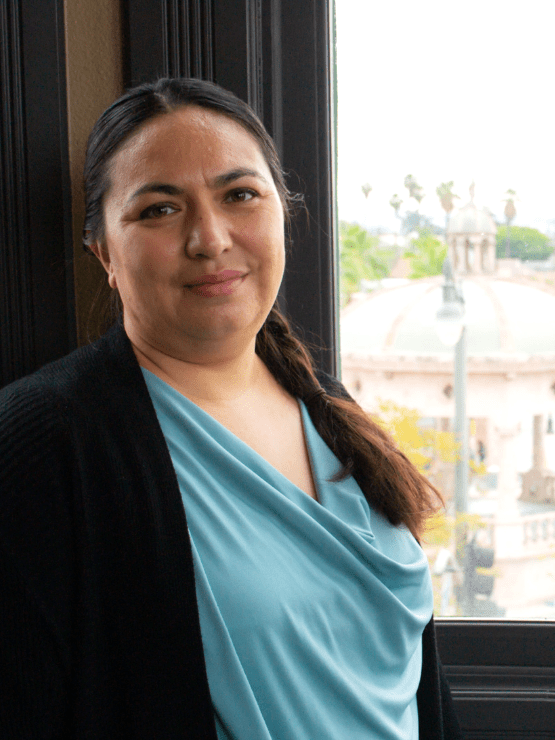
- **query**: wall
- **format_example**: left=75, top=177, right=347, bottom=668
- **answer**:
left=64, top=0, right=123, bottom=344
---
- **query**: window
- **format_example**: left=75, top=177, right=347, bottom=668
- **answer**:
left=335, top=2, right=555, bottom=733
left=337, top=0, right=555, bottom=622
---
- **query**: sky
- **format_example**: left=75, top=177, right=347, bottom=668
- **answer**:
left=335, top=0, right=555, bottom=236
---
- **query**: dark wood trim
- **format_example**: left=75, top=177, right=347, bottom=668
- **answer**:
left=245, top=0, right=263, bottom=117
left=437, top=621, right=555, bottom=737
left=0, top=0, right=75, bottom=388
left=447, top=665, right=555, bottom=739
left=0, top=0, right=35, bottom=385
left=212, top=0, right=249, bottom=102
left=274, top=0, right=337, bottom=376
left=260, top=0, right=282, bottom=149
left=436, top=620, right=555, bottom=667
left=164, top=0, right=214, bottom=80
left=125, top=0, right=214, bottom=87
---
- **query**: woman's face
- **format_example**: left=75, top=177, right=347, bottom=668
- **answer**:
left=93, top=106, right=285, bottom=359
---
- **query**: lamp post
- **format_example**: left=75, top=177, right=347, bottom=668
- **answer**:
left=436, top=258, right=467, bottom=555
left=435, top=261, right=503, bottom=616
left=453, top=326, right=468, bottom=516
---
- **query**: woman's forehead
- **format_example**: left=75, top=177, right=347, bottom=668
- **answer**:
left=109, top=106, right=270, bottom=183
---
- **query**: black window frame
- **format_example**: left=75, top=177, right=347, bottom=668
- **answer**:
left=0, top=0, right=75, bottom=388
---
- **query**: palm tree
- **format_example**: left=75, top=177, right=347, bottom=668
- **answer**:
left=436, top=181, right=459, bottom=240
left=404, top=174, right=424, bottom=208
left=389, top=194, right=403, bottom=244
left=389, top=193, right=402, bottom=219
left=361, top=183, right=372, bottom=199
left=503, top=189, right=517, bottom=257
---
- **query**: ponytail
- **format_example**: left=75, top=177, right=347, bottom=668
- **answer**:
left=256, top=305, right=443, bottom=541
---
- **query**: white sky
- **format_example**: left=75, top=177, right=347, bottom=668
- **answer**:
left=335, top=0, right=555, bottom=235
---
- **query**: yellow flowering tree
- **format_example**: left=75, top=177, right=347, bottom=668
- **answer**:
left=374, top=400, right=488, bottom=613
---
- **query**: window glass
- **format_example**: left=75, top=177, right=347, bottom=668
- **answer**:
left=336, top=0, right=555, bottom=618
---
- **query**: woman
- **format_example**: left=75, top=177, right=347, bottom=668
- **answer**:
left=0, top=78, right=462, bottom=739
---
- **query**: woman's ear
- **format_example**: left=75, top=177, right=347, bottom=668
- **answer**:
left=89, top=242, right=118, bottom=289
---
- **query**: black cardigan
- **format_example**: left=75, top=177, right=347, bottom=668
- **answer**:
left=0, top=322, right=462, bottom=739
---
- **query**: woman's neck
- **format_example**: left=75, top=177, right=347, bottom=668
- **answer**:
left=131, top=333, right=270, bottom=406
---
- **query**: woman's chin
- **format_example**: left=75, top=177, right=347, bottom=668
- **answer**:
left=170, top=312, right=262, bottom=353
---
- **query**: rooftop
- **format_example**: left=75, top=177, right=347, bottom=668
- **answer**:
left=341, top=276, right=555, bottom=359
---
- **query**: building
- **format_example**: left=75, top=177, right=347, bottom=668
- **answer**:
left=340, top=194, right=555, bottom=614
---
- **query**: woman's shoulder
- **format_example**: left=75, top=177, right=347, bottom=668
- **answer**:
left=0, top=368, right=73, bottom=464
left=0, top=365, right=78, bottom=503
left=0, top=323, right=136, bottom=472
left=0, top=322, right=133, bottom=413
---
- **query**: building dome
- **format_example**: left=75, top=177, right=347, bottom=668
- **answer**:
left=447, top=201, right=497, bottom=236
left=340, top=277, right=555, bottom=360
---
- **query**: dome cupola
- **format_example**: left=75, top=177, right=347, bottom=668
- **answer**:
left=446, top=183, right=497, bottom=275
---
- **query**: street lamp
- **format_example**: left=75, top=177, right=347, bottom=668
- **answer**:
left=435, top=258, right=467, bottom=612
left=435, top=258, right=470, bottom=608
left=436, top=259, right=464, bottom=346
left=436, top=258, right=467, bottom=516
left=435, top=260, right=503, bottom=616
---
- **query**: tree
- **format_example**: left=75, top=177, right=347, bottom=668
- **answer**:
left=361, top=183, right=372, bottom=199
left=495, top=225, right=553, bottom=261
left=339, top=221, right=396, bottom=305
left=503, top=189, right=517, bottom=257
left=404, top=174, right=425, bottom=206
left=375, top=400, right=486, bottom=529
left=376, top=400, right=458, bottom=477
left=375, top=400, right=488, bottom=614
left=389, top=193, right=403, bottom=219
left=401, top=211, right=442, bottom=236
left=436, top=181, right=459, bottom=239
left=404, top=229, right=447, bottom=278
left=389, top=194, right=403, bottom=240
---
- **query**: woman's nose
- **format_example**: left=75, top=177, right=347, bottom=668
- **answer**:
left=185, top=206, right=232, bottom=259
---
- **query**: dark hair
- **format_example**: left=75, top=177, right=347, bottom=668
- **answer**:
left=256, top=308, right=443, bottom=540
left=83, top=77, right=299, bottom=248
left=83, top=77, right=442, bottom=540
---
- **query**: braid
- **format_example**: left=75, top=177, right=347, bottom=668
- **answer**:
left=256, top=306, right=321, bottom=397
left=256, top=305, right=443, bottom=540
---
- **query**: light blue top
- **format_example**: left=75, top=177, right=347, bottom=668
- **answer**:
left=142, top=369, right=433, bottom=740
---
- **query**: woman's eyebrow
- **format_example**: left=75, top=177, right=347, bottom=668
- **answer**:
left=127, top=182, right=184, bottom=204
left=212, top=168, right=270, bottom=187
left=126, top=169, right=270, bottom=205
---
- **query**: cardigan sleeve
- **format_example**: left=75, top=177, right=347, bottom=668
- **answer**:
left=0, top=380, right=75, bottom=739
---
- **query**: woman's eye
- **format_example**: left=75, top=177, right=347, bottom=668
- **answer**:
left=226, top=188, right=257, bottom=203
left=139, top=204, right=177, bottom=219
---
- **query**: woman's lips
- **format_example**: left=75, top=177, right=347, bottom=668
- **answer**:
left=185, top=270, right=246, bottom=297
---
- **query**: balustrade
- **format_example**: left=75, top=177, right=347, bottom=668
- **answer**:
left=521, top=512, right=555, bottom=549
